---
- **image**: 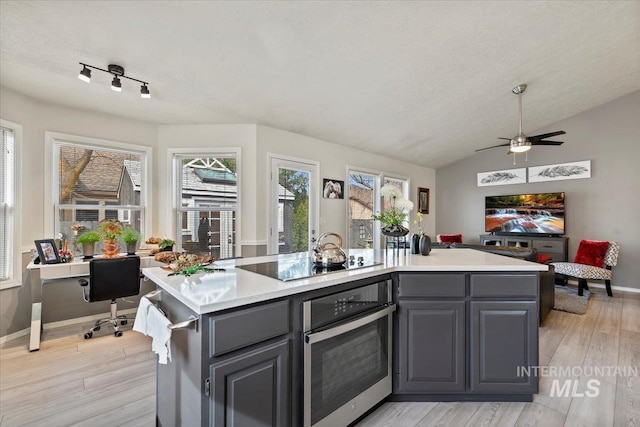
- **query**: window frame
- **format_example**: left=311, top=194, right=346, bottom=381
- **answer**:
left=346, top=166, right=410, bottom=250
left=0, top=119, right=22, bottom=290
left=170, top=148, right=242, bottom=259
left=44, top=132, right=152, bottom=240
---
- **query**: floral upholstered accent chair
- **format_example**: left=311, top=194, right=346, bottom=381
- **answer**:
left=552, top=240, right=620, bottom=297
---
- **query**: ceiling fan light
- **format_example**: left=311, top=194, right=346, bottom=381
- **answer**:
left=78, top=66, right=91, bottom=83
left=111, top=76, right=122, bottom=92
left=140, top=84, right=151, bottom=98
left=510, top=144, right=531, bottom=153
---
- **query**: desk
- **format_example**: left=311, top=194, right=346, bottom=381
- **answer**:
left=26, top=256, right=159, bottom=351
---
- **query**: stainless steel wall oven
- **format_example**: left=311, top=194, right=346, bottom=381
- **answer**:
left=303, top=279, right=395, bottom=427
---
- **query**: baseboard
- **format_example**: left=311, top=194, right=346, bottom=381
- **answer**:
left=0, top=308, right=138, bottom=344
left=0, top=328, right=30, bottom=345
left=566, top=279, right=640, bottom=294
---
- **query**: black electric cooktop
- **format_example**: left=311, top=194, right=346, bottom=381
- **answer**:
left=236, top=257, right=381, bottom=281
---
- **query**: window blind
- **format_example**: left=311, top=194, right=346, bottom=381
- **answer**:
left=0, top=126, right=15, bottom=282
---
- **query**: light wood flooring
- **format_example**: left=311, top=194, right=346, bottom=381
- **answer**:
left=1, top=288, right=639, bottom=427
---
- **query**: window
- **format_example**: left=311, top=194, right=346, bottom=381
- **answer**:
left=347, top=168, right=409, bottom=249
left=46, top=132, right=150, bottom=250
left=1, top=121, right=21, bottom=289
left=173, top=151, right=240, bottom=259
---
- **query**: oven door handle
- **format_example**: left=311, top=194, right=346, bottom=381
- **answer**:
left=304, top=302, right=396, bottom=344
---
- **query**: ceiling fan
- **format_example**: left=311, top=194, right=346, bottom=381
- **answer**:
left=476, top=84, right=566, bottom=162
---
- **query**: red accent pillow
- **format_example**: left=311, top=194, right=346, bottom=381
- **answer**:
left=537, top=253, right=552, bottom=264
left=439, top=234, right=463, bottom=244
left=573, top=240, right=610, bottom=267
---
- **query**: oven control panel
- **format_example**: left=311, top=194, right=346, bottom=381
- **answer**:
left=306, top=280, right=390, bottom=331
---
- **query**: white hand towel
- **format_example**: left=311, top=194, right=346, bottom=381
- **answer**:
left=133, top=296, right=153, bottom=335
left=147, top=305, right=172, bottom=364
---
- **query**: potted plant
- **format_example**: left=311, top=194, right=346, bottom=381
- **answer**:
left=76, top=231, right=100, bottom=259
left=372, top=184, right=414, bottom=236
left=122, top=227, right=141, bottom=255
left=97, top=219, right=123, bottom=257
left=159, top=238, right=176, bottom=252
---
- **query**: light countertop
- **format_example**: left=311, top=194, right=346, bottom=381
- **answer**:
left=142, top=248, right=548, bottom=315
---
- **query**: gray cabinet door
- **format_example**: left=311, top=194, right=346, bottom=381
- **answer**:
left=397, top=300, right=465, bottom=392
left=470, top=301, right=538, bottom=394
left=211, top=339, right=289, bottom=427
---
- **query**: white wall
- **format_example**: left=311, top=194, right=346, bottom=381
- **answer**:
left=0, top=86, right=157, bottom=338
left=0, top=87, right=157, bottom=246
left=155, top=124, right=258, bottom=245
left=256, top=125, right=436, bottom=245
left=436, top=90, right=640, bottom=290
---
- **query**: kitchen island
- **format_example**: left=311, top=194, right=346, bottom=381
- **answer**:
left=142, top=248, right=547, bottom=427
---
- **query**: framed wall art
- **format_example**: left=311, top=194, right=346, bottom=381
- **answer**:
left=528, top=160, right=591, bottom=183
left=322, top=178, right=344, bottom=199
left=477, top=168, right=527, bottom=187
left=418, top=187, right=430, bottom=214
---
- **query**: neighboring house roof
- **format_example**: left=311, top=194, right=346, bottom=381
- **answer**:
left=61, top=146, right=138, bottom=199
left=123, top=159, right=141, bottom=190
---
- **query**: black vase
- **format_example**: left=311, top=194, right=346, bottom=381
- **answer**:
left=410, top=233, right=421, bottom=254
left=419, top=234, right=432, bottom=256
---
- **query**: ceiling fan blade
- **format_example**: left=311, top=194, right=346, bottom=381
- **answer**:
left=532, top=141, right=564, bottom=146
left=528, top=131, right=566, bottom=141
left=497, top=137, right=511, bottom=141
left=475, top=143, right=511, bottom=152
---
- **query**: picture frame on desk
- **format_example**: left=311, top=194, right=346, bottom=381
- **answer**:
left=34, top=239, right=61, bottom=264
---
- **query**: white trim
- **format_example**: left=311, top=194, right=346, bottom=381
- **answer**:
left=566, top=279, right=640, bottom=294
left=0, top=119, right=22, bottom=290
left=170, top=148, right=242, bottom=258
left=241, top=240, right=268, bottom=246
left=44, top=131, right=152, bottom=238
left=0, top=327, right=30, bottom=345
left=0, top=308, right=139, bottom=345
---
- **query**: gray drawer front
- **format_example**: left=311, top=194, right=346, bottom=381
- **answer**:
left=399, top=274, right=465, bottom=298
left=548, top=253, right=566, bottom=263
left=210, top=300, right=290, bottom=357
left=533, top=239, right=564, bottom=253
left=470, top=274, right=537, bottom=298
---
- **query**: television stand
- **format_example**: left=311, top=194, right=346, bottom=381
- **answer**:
left=479, top=234, right=568, bottom=262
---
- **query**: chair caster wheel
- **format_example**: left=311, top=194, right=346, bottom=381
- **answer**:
left=120, top=320, right=128, bottom=325
left=114, top=331, right=123, bottom=337
left=84, top=332, right=93, bottom=339
left=94, top=326, right=101, bottom=331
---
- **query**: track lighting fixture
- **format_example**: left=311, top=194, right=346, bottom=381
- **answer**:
left=111, top=76, right=122, bottom=92
left=78, top=65, right=91, bottom=83
left=78, top=62, right=151, bottom=98
left=140, top=83, right=150, bottom=98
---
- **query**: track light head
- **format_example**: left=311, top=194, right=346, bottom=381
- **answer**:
left=78, top=65, right=91, bottom=83
left=140, top=84, right=151, bottom=99
left=111, top=76, right=122, bottom=92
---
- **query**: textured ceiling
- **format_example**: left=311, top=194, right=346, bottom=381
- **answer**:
left=1, top=1, right=639, bottom=169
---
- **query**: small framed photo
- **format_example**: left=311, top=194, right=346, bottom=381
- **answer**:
left=322, top=178, right=344, bottom=199
left=418, top=187, right=430, bottom=214
left=34, top=239, right=61, bottom=264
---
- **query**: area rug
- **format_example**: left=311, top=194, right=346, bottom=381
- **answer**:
left=553, top=285, right=591, bottom=314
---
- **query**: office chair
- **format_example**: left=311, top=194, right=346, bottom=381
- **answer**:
left=79, top=256, right=141, bottom=339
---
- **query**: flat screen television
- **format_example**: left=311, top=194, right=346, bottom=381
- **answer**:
left=485, top=192, right=565, bottom=236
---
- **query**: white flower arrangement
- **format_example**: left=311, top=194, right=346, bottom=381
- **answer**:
left=372, top=184, right=414, bottom=228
